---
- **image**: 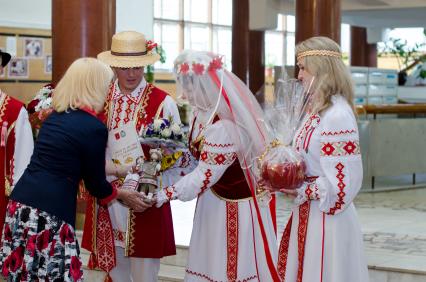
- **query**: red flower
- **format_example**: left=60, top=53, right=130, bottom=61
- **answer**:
left=3, top=224, right=12, bottom=242
left=9, top=246, right=24, bottom=272
left=49, top=239, right=56, bottom=257
left=70, top=256, right=83, bottom=281
left=192, top=63, right=205, bottom=75
left=208, top=57, right=223, bottom=71
left=26, top=234, right=37, bottom=256
left=7, top=201, right=18, bottom=216
left=180, top=63, right=190, bottom=74
left=26, top=99, right=40, bottom=114
left=59, top=224, right=75, bottom=245
left=146, top=40, right=158, bottom=51
left=37, top=229, right=50, bottom=251
left=2, top=256, right=10, bottom=276
left=22, top=227, right=29, bottom=240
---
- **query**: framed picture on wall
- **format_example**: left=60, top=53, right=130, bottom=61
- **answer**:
left=8, top=58, right=29, bottom=78
left=45, top=55, right=52, bottom=74
left=24, top=38, right=43, bottom=58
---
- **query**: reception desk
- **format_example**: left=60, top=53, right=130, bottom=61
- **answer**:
left=356, top=104, right=426, bottom=190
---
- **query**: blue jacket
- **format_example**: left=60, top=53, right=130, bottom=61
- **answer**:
left=11, top=109, right=113, bottom=226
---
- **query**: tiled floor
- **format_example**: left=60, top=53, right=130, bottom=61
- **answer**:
left=171, top=187, right=426, bottom=274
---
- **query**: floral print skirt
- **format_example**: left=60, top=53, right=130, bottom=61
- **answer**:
left=0, top=201, right=83, bottom=281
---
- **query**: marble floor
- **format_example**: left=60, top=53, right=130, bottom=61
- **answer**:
left=171, top=187, right=426, bottom=274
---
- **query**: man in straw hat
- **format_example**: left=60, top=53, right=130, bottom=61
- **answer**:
left=0, top=49, right=34, bottom=244
left=81, top=31, right=181, bottom=281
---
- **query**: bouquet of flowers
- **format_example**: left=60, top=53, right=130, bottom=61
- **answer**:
left=139, top=117, right=187, bottom=149
left=256, top=76, right=316, bottom=191
left=27, top=84, right=54, bottom=138
left=131, top=117, right=187, bottom=200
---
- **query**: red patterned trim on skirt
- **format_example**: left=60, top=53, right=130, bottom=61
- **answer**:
left=186, top=269, right=258, bottom=282
left=277, top=214, right=293, bottom=280
left=226, top=202, right=239, bottom=281
left=96, top=205, right=116, bottom=273
left=297, top=201, right=311, bottom=282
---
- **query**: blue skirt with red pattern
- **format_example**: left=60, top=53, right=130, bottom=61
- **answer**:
left=0, top=201, right=83, bottom=281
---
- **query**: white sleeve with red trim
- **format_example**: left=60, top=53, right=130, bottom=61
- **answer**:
left=296, top=102, right=363, bottom=215
left=157, top=120, right=237, bottom=205
left=162, top=95, right=181, bottom=124
left=12, top=108, right=34, bottom=186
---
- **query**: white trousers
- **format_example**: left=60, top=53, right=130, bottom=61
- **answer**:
left=109, top=247, right=160, bottom=282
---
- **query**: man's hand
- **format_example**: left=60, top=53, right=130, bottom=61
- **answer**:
left=117, top=189, right=153, bottom=212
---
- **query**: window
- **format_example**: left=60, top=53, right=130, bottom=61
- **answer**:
left=265, top=14, right=352, bottom=67
left=265, top=14, right=295, bottom=67
left=154, top=0, right=233, bottom=71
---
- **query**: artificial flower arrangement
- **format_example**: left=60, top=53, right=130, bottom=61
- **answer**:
left=124, top=117, right=187, bottom=200
left=26, top=84, right=54, bottom=138
left=140, top=117, right=187, bottom=149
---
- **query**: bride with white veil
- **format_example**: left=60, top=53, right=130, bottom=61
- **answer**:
left=156, top=50, right=280, bottom=281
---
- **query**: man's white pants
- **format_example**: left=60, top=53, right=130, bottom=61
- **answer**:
left=109, top=247, right=160, bottom=282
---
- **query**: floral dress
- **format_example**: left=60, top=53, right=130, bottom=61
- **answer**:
left=0, top=201, right=83, bottom=281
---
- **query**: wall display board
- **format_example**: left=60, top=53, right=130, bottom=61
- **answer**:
left=0, top=27, right=51, bottom=103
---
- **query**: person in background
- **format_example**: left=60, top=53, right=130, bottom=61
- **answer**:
left=0, top=50, right=34, bottom=245
left=0, top=57, right=146, bottom=281
left=277, top=36, right=369, bottom=282
left=82, top=31, right=181, bottom=281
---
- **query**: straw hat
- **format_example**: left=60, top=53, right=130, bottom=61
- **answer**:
left=0, top=50, right=11, bottom=67
left=98, top=31, right=160, bottom=68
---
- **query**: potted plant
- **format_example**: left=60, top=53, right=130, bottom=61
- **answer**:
left=379, top=31, right=426, bottom=85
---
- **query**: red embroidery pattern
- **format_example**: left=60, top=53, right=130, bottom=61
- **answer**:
left=203, top=141, right=233, bottom=148
left=328, top=163, right=345, bottom=215
left=321, top=140, right=360, bottom=157
left=277, top=214, right=293, bottom=280
left=185, top=269, right=257, bottom=282
left=294, top=114, right=320, bottom=152
left=112, top=97, right=124, bottom=129
left=123, top=99, right=134, bottom=124
left=199, top=169, right=212, bottom=194
left=226, top=202, right=239, bottom=281
left=113, top=229, right=126, bottom=243
left=164, top=186, right=175, bottom=200
left=179, top=152, right=191, bottom=168
left=321, top=129, right=356, bottom=136
left=107, top=83, right=152, bottom=131
left=96, top=205, right=116, bottom=273
left=297, top=201, right=310, bottom=282
left=305, top=183, right=320, bottom=200
left=200, top=151, right=237, bottom=165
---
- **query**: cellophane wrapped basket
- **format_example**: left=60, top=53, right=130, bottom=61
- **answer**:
left=256, top=76, right=315, bottom=191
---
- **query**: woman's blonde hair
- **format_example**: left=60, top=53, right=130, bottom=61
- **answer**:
left=296, top=36, right=355, bottom=114
left=53, top=57, right=113, bottom=113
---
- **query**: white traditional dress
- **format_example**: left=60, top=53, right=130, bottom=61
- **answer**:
left=158, top=109, right=278, bottom=282
left=278, top=95, right=369, bottom=282
left=0, top=89, right=34, bottom=239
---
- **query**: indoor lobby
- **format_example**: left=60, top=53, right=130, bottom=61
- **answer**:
left=0, top=0, right=426, bottom=281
